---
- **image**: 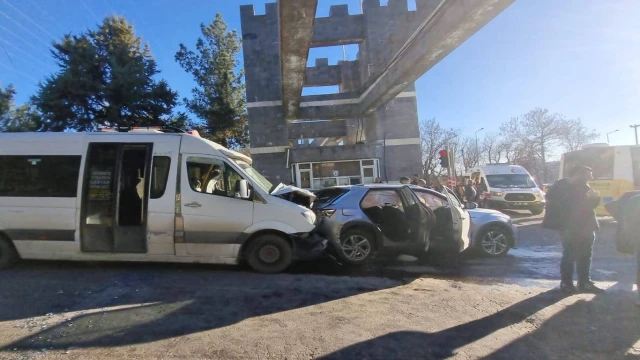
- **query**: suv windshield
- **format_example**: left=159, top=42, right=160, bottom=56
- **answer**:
left=486, top=174, right=536, bottom=188
left=232, top=159, right=274, bottom=193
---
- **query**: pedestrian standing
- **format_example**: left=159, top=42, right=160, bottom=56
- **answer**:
left=418, top=179, right=427, bottom=188
left=431, top=182, right=443, bottom=193
left=410, top=174, right=420, bottom=185
left=464, top=179, right=477, bottom=205
left=400, top=176, right=411, bottom=184
left=543, top=165, right=603, bottom=294
left=374, top=177, right=383, bottom=184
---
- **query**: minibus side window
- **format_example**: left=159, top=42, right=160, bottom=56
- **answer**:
left=0, top=155, right=81, bottom=197
left=150, top=156, right=171, bottom=199
left=186, top=157, right=246, bottom=199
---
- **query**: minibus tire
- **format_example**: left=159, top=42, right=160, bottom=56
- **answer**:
left=247, top=235, right=293, bottom=274
left=0, top=236, right=19, bottom=270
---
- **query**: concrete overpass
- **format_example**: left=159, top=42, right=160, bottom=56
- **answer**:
left=277, top=0, right=514, bottom=121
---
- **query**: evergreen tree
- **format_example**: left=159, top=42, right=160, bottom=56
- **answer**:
left=0, top=84, right=40, bottom=132
left=176, top=13, right=248, bottom=148
left=32, top=16, right=177, bottom=131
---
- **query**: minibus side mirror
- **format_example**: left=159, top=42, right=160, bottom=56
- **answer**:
left=236, top=179, right=251, bottom=200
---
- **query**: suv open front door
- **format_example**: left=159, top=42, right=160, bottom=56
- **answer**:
left=398, top=186, right=436, bottom=251
left=441, top=187, right=471, bottom=254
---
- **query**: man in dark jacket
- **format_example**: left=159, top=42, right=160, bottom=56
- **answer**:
left=464, top=180, right=477, bottom=204
left=543, top=165, right=603, bottom=294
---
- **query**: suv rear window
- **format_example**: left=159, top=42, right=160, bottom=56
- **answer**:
left=314, top=188, right=349, bottom=205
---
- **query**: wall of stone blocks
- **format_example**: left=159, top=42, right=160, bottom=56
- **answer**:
left=241, top=0, right=424, bottom=185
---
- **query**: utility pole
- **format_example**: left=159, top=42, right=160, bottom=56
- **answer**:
left=631, top=124, right=640, bottom=145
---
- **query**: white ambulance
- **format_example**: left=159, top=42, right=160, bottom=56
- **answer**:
left=0, top=128, right=325, bottom=273
left=467, top=164, right=545, bottom=215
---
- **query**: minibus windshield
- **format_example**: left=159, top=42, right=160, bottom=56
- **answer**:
left=486, top=174, right=537, bottom=188
left=233, top=159, right=274, bottom=193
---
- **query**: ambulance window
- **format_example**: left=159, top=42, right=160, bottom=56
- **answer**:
left=150, top=156, right=171, bottom=199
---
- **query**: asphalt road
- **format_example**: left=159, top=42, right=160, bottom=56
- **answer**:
left=1, top=211, right=638, bottom=360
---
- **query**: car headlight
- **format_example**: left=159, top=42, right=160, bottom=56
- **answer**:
left=301, top=210, right=316, bottom=225
left=491, top=191, right=504, bottom=197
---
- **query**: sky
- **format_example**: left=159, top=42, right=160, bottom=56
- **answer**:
left=1, top=0, right=639, bottom=147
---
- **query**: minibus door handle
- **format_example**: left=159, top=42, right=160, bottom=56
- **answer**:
left=184, top=202, right=202, bottom=208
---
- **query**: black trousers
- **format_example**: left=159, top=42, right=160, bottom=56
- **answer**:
left=560, top=230, right=595, bottom=285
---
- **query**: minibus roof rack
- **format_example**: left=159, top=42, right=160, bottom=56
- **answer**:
left=97, top=125, right=187, bottom=133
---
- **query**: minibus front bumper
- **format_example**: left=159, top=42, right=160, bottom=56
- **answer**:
left=291, top=232, right=328, bottom=261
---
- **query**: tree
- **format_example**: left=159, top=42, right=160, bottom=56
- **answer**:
left=175, top=13, right=248, bottom=149
left=419, top=118, right=459, bottom=181
left=560, top=119, right=598, bottom=152
left=500, top=108, right=570, bottom=183
left=455, top=136, right=477, bottom=173
left=481, top=132, right=503, bottom=164
left=0, top=84, right=41, bottom=132
left=32, top=16, right=178, bottom=131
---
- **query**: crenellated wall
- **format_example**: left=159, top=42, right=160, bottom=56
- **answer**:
left=240, top=0, right=423, bottom=184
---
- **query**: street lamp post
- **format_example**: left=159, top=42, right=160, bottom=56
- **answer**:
left=475, top=128, right=484, bottom=167
left=606, top=129, right=619, bottom=144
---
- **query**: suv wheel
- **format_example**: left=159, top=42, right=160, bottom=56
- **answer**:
left=338, top=229, right=375, bottom=265
left=0, top=236, right=19, bottom=270
left=477, top=226, right=511, bottom=257
left=247, top=234, right=293, bottom=274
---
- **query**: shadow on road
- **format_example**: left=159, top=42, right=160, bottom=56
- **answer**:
left=0, top=261, right=401, bottom=350
left=319, top=287, right=640, bottom=359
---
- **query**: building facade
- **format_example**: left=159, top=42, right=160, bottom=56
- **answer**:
left=240, top=1, right=423, bottom=189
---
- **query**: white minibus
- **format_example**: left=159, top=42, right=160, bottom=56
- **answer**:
left=0, top=128, right=325, bottom=273
left=466, top=164, right=545, bottom=215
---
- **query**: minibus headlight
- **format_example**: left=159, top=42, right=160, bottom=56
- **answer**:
left=490, top=191, right=504, bottom=197
left=302, top=210, right=316, bottom=225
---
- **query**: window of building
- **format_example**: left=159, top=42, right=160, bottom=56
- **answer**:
left=294, top=159, right=379, bottom=190
left=0, top=155, right=81, bottom=197
left=186, top=157, right=245, bottom=199
left=150, top=156, right=171, bottom=199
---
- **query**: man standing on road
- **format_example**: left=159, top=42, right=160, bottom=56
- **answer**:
left=543, top=165, right=603, bottom=294
left=464, top=179, right=477, bottom=205
left=400, top=176, right=411, bottom=184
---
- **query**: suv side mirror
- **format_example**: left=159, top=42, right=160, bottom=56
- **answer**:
left=235, top=179, right=251, bottom=200
left=465, top=202, right=478, bottom=210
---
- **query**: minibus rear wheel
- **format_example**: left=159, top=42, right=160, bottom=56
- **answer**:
left=0, top=235, right=19, bottom=270
left=247, top=234, right=293, bottom=274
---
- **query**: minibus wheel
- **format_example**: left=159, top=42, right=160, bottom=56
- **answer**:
left=0, top=236, right=19, bottom=270
left=247, top=234, right=293, bottom=274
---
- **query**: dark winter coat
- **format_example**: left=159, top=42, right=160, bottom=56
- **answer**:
left=543, top=178, right=600, bottom=233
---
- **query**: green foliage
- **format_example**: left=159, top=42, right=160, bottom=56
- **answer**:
left=176, top=13, right=248, bottom=148
left=0, top=84, right=41, bottom=132
left=32, top=16, right=178, bottom=131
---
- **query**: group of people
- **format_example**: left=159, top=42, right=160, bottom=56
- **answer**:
left=393, top=174, right=481, bottom=204
left=394, top=174, right=444, bottom=192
